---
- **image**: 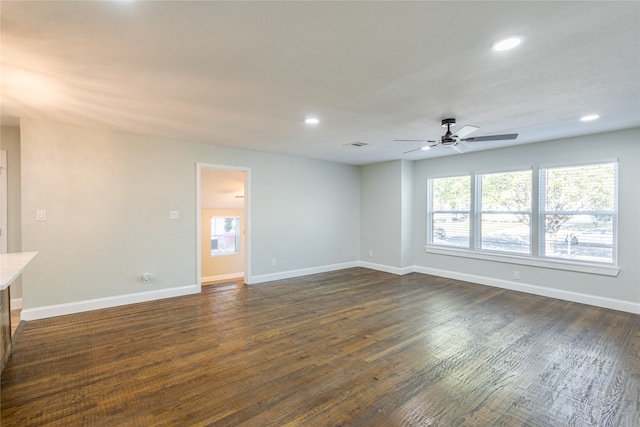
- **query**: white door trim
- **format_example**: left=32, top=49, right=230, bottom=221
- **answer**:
left=196, top=163, right=251, bottom=285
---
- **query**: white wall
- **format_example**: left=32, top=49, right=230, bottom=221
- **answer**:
left=19, top=119, right=360, bottom=318
left=412, top=128, right=640, bottom=310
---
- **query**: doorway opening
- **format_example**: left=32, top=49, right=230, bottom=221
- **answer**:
left=197, top=164, right=250, bottom=287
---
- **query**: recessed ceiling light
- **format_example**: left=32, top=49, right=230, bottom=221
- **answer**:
left=492, top=37, right=522, bottom=51
left=580, top=114, right=600, bottom=122
left=304, top=117, right=319, bottom=125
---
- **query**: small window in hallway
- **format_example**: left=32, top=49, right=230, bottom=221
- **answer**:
left=211, top=217, right=240, bottom=256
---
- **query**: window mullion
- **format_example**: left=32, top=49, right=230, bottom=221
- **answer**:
left=471, top=174, right=479, bottom=250
left=531, top=166, right=540, bottom=257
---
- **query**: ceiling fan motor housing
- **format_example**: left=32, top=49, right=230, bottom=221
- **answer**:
left=441, top=118, right=458, bottom=144
left=441, top=118, right=456, bottom=127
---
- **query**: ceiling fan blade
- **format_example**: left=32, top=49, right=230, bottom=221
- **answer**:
left=453, top=125, right=479, bottom=139
left=394, top=139, right=436, bottom=142
left=451, top=143, right=469, bottom=153
left=461, top=133, right=518, bottom=142
left=403, top=147, right=424, bottom=154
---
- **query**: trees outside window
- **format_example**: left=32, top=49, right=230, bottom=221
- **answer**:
left=429, top=175, right=470, bottom=248
left=479, top=170, right=532, bottom=254
left=540, top=163, right=616, bottom=263
left=427, top=162, right=617, bottom=265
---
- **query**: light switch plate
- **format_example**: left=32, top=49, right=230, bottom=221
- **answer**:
left=36, top=210, right=47, bottom=221
left=169, top=210, right=180, bottom=220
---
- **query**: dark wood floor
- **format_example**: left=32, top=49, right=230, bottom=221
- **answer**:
left=1, top=268, right=639, bottom=426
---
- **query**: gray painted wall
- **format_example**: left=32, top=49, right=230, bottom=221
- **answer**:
left=400, top=160, right=413, bottom=269
left=360, top=161, right=403, bottom=268
left=19, top=119, right=361, bottom=309
left=7, top=119, right=639, bottom=315
left=412, top=128, right=639, bottom=305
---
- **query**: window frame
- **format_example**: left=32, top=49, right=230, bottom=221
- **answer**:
left=538, top=161, right=618, bottom=265
left=427, top=174, right=471, bottom=248
left=476, top=168, right=533, bottom=256
left=426, top=161, right=619, bottom=276
left=210, top=216, right=241, bottom=257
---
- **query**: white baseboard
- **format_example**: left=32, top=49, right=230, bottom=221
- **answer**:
left=201, top=273, right=244, bottom=283
left=414, top=266, right=640, bottom=314
left=247, top=261, right=359, bottom=285
left=10, top=297, right=22, bottom=310
left=17, top=263, right=639, bottom=320
left=20, top=284, right=200, bottom=321
left=358, top=261, right=413, bottom=276
left=250, top=260, right=639, bottom=313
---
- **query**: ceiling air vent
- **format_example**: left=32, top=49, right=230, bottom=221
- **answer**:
left=343, top=141, right=368, bottom=148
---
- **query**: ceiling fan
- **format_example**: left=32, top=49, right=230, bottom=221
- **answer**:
left=396, top=118, right=518, bottom=154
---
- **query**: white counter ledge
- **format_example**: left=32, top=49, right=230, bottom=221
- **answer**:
left=0, top=252, right=38, bottom=291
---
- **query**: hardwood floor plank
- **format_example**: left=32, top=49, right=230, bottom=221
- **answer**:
left=1, top=268, right=638, bottom=426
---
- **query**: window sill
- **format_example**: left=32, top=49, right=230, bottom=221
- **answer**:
left=424, top=246, right=620, bottom=277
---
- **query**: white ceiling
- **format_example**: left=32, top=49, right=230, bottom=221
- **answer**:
left=201, top=168, right=245, bottom=209
left=1, top=1, right=638, bottom=165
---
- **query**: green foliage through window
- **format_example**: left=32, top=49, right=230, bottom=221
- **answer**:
left=427, top=162, right=617, bottom=265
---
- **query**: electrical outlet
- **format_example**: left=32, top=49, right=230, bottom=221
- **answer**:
left=368, top=250, right=373, bottom=257
left=142, top=273, right=152, bottom=283
left=272, top=258, right=277, bottom=266
left=513, top=271, right=520, bottom=280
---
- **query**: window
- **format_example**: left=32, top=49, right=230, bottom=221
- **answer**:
left=478, top=170, right=532, bottom=254
left=427, top=161, right=618, bottom=268
left=211, top=217, right=240, bottom=256
left=429, top=175, right=470, bottom=248
left=540, top=163, right=616, bottom=264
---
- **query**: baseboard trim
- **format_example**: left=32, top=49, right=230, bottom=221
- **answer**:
left=358, top=261, right=412, bottom=276
left=10, top=297, right=22, bottom=310
left=17, top=264, right=639, bottom=319
left=21, top=284, right=200, bottom=321
left=414, top=266, right=640, bottom=314
left=201, top=273, right=244, bottom=283
left=247, top=261, right=359, bottom=285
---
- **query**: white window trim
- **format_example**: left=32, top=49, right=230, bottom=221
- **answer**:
left=426, top=161, right=619, bottom=275
left=210, top=216, right=241, bottom=256
left=476, top=169, right=533, bottom=255
left=425, top=245, right=620, bottom=277
left=427, top=175, right=471, bottom=245
left=538, top=161, right=617, bottom=263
